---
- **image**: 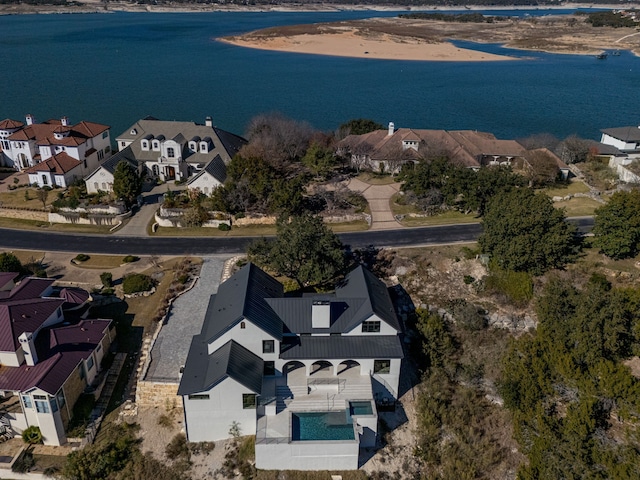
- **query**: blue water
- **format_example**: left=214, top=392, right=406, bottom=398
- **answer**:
left=0, top=10, right=637, bottom=141
left=292, top=411, right=355, bottom=441
left=349, top=400, right=373, bottom=416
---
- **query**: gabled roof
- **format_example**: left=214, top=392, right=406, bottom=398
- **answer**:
left=7, top=119, right=109, bottom=147
left=202, top=263, right=284, bottom=343
left=24, top=153, right=82, bottom=175
left=115, top=118, right=247, bottom=166
left=0, top=319, right=111, bottom=395
left=0, top=298, right=64, bottom=352
left=0, top=273, right=19, bottom=291
left=335, top=266, right=401, bottom=333
left=187, top=154, right=227, bottom=186
left=0, top=277, right=54, bottom=302
left=601, top=126, right=640, bottom=143
left=84, top=146, right=137, bottom=181
left=178, top=338, right=263, bottom=396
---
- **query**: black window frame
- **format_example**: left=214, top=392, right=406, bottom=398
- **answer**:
left=262, top=340, right=275, bottom=354
left=373, top=359, right=391, bottom=374
left=362, top=321, right=381, bottom=333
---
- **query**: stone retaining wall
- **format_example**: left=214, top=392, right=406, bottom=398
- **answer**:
left=135, top=380, right=181, bottom=409
left=48, top=212, right=119, bottom=225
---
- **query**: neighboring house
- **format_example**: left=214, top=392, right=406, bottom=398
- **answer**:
left=84, top=146, right=139, bottom=195
left=339, top=121, right=529, bottom=173
left=178, top=263, right=403, bottom=471
left=600, top=125, right=640, bottom=158
left=0, top=274, right=114, bottom=446
left=0, top=115, right=112, bottom=187
left=114, top=116, right=246, bottom=185
left=186, top=154, right=227, bottom=195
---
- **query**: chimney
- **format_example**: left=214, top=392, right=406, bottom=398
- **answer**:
left=18, top=332, right=38, bottom=366
left=61, top=116, right=69, bottom=126
left=205, top=116, right=213, bottom=128
left=312, top=300, right=331, bottom=329
left=25, top=114, right=35, bottom=126
left=388, top=122, right=395, bottom=136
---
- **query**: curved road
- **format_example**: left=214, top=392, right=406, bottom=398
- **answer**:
left=0, top=217, right=594, bottom=256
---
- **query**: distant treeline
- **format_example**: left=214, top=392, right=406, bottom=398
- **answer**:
left=584, top=10, right=639, bottom=27
left=0, top=0, right=82, bottom=4
left=399, top=12, right=508, bottom=22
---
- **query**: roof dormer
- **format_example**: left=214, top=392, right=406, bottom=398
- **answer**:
left=141, top=134, right=153, bottom=151
left=53, top=125, right=70, bottom=140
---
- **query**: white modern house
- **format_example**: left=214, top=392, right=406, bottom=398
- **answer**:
left=114, top=116, right=246, bottom=186
left=178, top=263, right=404, bottom=471
left=600, top=125, right=640, bottom=158
left=0, top=273, right=114, bottom=446
left=0, top=115, right=112, bottom=187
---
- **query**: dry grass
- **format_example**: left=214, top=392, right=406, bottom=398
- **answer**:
left=0, top=216, right=113, bottom=233
left=328, top=220, right=369, bottom=232
left=72, top=255, right=131, bottom=269
left=542, top=180, right=591, bottom=197
left=356, top=172, right=398, bottom=185
left=399, top=210, right=478, bottom=227
left=553, top=197, right=603, bottom=217
left=0, top=188, right=53, bottom=209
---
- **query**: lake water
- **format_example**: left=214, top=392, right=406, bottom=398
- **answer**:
left=1, top=9, right=638, bottom=141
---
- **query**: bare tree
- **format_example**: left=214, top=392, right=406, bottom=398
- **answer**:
left=556, top=135, right=591, bottom=164
left=36, top=188, right=48, bottom=209
left=522, top=150, right=560, bottom=187
left=517, top=133, right=560, bottom=151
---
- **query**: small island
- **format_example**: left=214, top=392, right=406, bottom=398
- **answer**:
left=221, top=12, right=640, bottom=61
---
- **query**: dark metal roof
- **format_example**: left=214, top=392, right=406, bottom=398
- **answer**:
left=0, top=319, right=111, bottom=395
left=601, top=126, right=640, bottom=143
left=85, top=145, right=138, bottom=179
left=335, top=266, right=401, bottom=333
left=213, top=126, right=248, bottom=159
left=0, top=298, right=65, bottom=352
left=0, top=273, right=18, bottom=291
left=202, top=263, right=284, bottom=343
left=265, top=297, right=366, bottom=334
left=2, top=277, right=54, bottom=302
left=280, top=335, right=404, bottom=360
left=178, top=338, right=263, bottom=396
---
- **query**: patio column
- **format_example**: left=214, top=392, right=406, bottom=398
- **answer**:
left=305, top=362, right=311, bottom=376
left=333, top=362, right=339, bottom=376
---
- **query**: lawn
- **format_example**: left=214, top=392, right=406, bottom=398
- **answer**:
left=0, top=216, right=113, bottom=234
left=390, top=193, right=420, bottom=216
left=72, top=255, right=136, bottom=269
left=399, top=210, right=478, bottom=227
left=0, top=188, right=53, bottom=209
left=553, top=197, right=604, bottom=217
left=542, top=180, right=591, bottom=197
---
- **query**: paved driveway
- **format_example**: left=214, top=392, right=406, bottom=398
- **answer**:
left=346, top=178, right=401, bottom=230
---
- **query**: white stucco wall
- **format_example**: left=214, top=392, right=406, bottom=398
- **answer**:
left=207, top=320, right=279, bottom=365
left=183, top=377, right=258, bottom=442
left=255, top=439, right=359, bottom=471
left=86, top=169, right=115, bottom=194
left=188, top=173, right=223, bottom=195
left=0, top=349, right=23, bottom=367
left=601, top=133, right=640, bottom=152
left=343, top=314, right=398, bottom=336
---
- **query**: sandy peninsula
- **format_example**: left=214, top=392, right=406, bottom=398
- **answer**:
left=221, top=15, right=640, bottom=61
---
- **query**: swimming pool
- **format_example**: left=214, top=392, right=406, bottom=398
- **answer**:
left=291, top=411, right=355, bottom=441
left=349, top=400, right=374, bottom=416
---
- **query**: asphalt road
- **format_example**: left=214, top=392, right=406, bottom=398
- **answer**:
left=0, top=217, right=595, bottom=256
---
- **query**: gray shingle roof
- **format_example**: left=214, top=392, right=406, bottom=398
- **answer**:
left=601, top=126, right=640, bottom=143
left=115, top=118, right=246, bottom=166
left=84, top=146, right=138, bottom=181
left=280, top=335, right=404, bottom=360
left=187, top=154, right=227, bottom=186
left=178, top=338, right=263, bottom=396
left=202, top=263, right=284, bottom=343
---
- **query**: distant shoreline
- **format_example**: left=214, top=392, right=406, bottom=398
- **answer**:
left=0, top=2, right=632, bottom=16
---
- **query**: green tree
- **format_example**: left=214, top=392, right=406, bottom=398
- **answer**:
left=479, top=188, right=578, bottom=275
left=247, top=214, right=346, bottom=288
left=338, top=118, right=383, bottom=136
left=0, top=252, right=24, bottom=274
left=113, top=161, right=142, bottom=207
left=592, top=190, right=640, bottom=259
left=301, top=142, right=336, bottom=178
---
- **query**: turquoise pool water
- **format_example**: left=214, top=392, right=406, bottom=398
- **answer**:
left=349, top=401, right=374, bottom=416
left=292, top=411, right=354, bottom=441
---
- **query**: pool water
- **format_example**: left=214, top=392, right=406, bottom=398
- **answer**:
left=292, top=411, right=354, bottom=441
left=349, top=401, right=373, bottom=416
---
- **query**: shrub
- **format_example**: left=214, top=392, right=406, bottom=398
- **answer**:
left=12, top=451, right=35, bottom=473
left=100, top=272, right=113, bottom=288
left=190, top=441, right=215, bottom=455
left=122, top=273, right=154, bottom=294
left=177, top=274, right=189, bottom=284
left=484, top=269, right=533, bottom=306
left=21, top=426, right=43, bottom=444
left=165, top=434, right=190, bottom=460
left=74, top=254, right=90, bottom=262
left=157, top=414, right=173, bottom=428
left=218, top=223, right=231, bottom=231
left=122, top=255, right=139, bottom=263
left=463, top=275, right=475, bottom=285
left=101, top=287, right=115, bottom=296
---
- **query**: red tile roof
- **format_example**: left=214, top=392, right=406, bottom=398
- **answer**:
left=24, top=153, right=82, bottom=175
left=6, top=119, right=109, bottom=148
left=0, top=119, right=24, bottom=130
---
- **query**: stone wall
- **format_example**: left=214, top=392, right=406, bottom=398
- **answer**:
left=154, top=213, right=231, bottom=228
left=136, top=380, right=181, bottom=409
left=48, top=212, right=119, bottom=225
left=62, top=365, right=89, bottom=429
left=0, top=207, right=47, bottom=222
left=233, top=214, right=277, bottom=226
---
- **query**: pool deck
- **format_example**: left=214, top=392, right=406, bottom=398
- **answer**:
left=257, top=367, right=374, bottom=442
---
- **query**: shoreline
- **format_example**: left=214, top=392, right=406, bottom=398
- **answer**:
left=218, top=35, right=519, bottom=62
left=0, top=2, right=634, bottom=16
